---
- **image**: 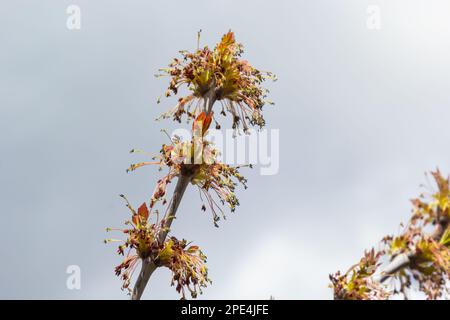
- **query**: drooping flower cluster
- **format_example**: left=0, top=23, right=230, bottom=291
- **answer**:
left=156, top=31, right=276, bottom=133
left=127, top=113, right=248, bottom=226
left=106, top=195, right=210, bottom=298
left=158, top=237, right=210, bottom=299
left=329, top=249, right=390, bottom=300
left=330, top=169, right=450, bottom=300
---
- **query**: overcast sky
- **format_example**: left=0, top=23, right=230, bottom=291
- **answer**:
left=1, top=0, right=450, bottom=299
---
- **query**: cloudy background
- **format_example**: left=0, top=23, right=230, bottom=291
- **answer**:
left=1, top=0, right=450, bottom=299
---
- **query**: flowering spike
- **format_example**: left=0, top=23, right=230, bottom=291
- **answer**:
left=156, top=31, right=275, bottom=133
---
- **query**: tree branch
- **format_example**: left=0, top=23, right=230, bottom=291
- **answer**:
left=375, top=215, right=449, bottom=284
left=131, top=88, right=217, bottom=300
left=131, top=175, right=191, bottom=300
left=376, top=252, right=413, bottom=284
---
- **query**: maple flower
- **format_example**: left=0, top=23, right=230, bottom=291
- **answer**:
left=331, top=169, right=450, bottom=300
left=329, top=249, right=390, bottom=300
left=381, top=170, right=450, bottom=299
left=158, top=237, right=211, bottom=299
left=105, top=195, right=167, bottom=290
left=156, top=31, right=276, bottom=133
left=127, top=113, right=248, bottom=226
left=106, top=195, right=210, bottom=298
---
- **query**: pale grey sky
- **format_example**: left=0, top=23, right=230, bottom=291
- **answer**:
left=1, top=0, right=450, bottom=299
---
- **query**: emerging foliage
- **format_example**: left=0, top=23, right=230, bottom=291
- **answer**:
left=329, top=249, right=390, bottom=300
left=330, top=169, right=450, bottom=300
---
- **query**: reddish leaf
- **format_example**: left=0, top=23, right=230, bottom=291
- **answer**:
left=138, top=202, right=149, bottom=221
